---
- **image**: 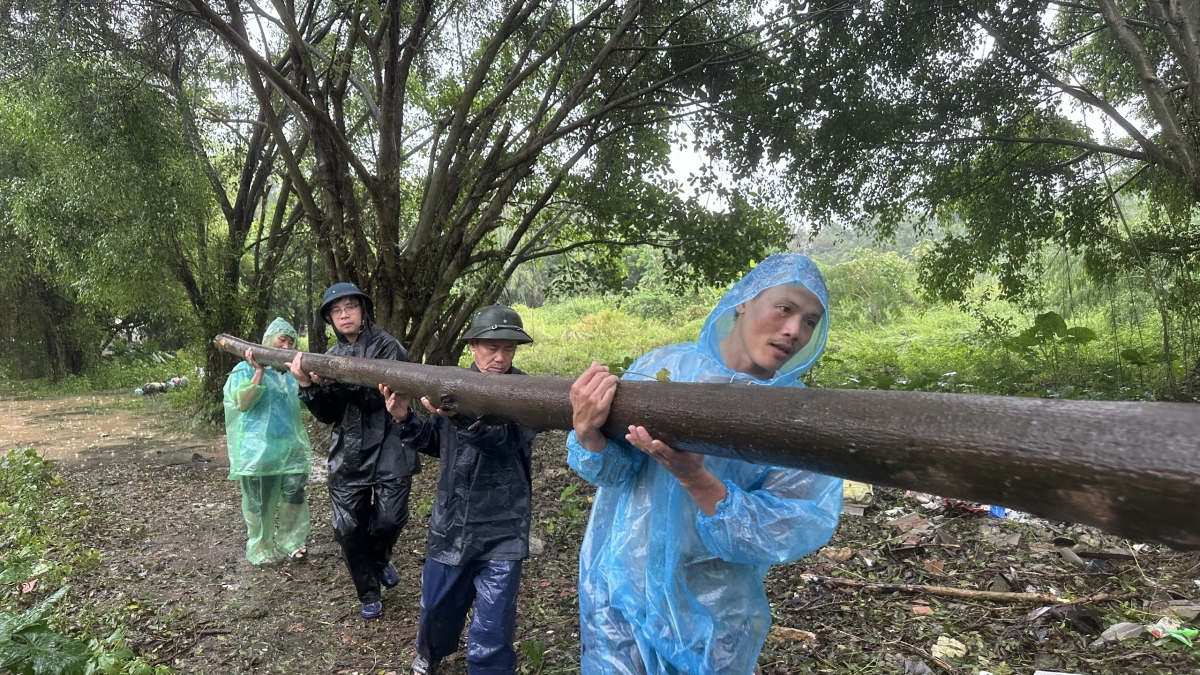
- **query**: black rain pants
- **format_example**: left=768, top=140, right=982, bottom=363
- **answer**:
left=329, top=478, right=412, bottom=603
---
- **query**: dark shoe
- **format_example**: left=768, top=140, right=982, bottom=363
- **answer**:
left=411, top=655, right=439, bottom=675
left=381, top=561, right=400, bottom=589
left=360, top=600, right=382, bottom=620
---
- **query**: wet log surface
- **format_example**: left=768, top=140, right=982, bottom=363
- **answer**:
left=215, top=334, right=1200, bottom=550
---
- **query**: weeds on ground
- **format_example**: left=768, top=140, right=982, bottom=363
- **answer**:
left=0, top=448, right=173, bottom=674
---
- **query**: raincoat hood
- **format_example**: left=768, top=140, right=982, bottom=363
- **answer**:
left=698, top=253, right=830, bottom=386
left=262, top=317, right=299, bottom=346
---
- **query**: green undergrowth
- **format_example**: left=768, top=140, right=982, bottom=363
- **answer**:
left=0, top=448, right=172, bottom=675
left=496, top=295, right=711, bottom=376
left=507, top=290, right=1180, bottom=401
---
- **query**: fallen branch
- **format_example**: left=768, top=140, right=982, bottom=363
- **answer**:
left=800, top=573, right=1069, bottom=604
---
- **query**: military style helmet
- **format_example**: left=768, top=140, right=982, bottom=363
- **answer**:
left=462, top=304, right=533, bottom=344
left=319, top=282, right=374, bottom=322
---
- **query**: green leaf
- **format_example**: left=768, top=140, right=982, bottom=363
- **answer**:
left=1120, top=349, right=1148, bottom=366
left=1062, top=326, right=1098, bottom=345
left=1033, top=312, right=1068, bottom=339
left=873, top=374, right=896, bottom=390
left=19, top=626, right=89, bottom=675
left=655, top=368, right=672, bottom=382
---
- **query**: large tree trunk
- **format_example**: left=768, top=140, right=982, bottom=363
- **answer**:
left=216, top=334, right=1200, bottom=551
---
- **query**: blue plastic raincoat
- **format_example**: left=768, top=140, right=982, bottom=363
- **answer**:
left=567, top=254, right=843, bottom=674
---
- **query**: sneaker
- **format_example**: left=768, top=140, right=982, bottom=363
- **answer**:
left=360, top=600, right=382, bottom=620
left=411, top=655, right=439, bottom=675
left=381, top=561, right=400, bottom=589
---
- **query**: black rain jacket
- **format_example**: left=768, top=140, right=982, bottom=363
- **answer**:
left=395, top=364, right=536, bottom=566
left=298, top=318, right=419, bottom=486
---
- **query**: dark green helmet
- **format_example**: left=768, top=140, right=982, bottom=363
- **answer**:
left=462, top=304, right=533, bottom=344
left=319, top=282, right=373, bottom=322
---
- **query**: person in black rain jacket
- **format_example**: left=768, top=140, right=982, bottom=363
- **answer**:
left=288, top=282, right=418, bottom=620
left=380, top=304, right=536, bottom=675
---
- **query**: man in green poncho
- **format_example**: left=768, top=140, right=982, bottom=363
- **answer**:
left=223, top=318, right=313, bottom=565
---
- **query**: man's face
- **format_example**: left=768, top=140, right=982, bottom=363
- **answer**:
left=272, top=334, right=295, bottom=349
left=729, top=284, right=824, bottom=379
left=328, top=297, right=364, bottom=336
left=470, top=339, right=518, bottom=373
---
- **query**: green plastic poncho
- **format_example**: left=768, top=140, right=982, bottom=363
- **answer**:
left=222, top=318, right=312, bottom=564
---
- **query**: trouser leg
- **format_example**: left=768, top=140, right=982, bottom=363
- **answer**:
left=416, top=559, right=477, bottom=663
left=329, top=484, right=381, bottom=603
left=274, top=472, right=311, bottom=556
left=240, top=476, right=279, bottom=565
left=466, top=559, right=522, bottom=675
left=368, top=478, right=411, bottom=581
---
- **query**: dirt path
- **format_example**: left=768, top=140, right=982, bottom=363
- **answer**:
left=3, top=394, right=585, bottom=674
left=4, top=393, right=1199, bottom=674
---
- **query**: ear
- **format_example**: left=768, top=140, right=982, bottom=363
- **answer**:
left=735, top=302, right=747, bottom=316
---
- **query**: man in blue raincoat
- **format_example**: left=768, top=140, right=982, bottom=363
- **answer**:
left=567, top=254, right=843, bottom=674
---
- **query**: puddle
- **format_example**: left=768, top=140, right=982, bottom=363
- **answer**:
left=0, top=394, right=227, bottom=469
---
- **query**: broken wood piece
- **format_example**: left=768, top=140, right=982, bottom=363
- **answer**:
left=800, top=573, right=1069, bottom=604
left=767, top=625, right=817, bottom=644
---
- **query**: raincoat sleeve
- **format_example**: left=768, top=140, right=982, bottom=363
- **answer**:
left=225, top=364, right=266, bottom=412
left=451, top=415, right=536, bottom=457
left=298, top=383, right=345, bottom=424
left=567, top=431, right=646, bottom=488
left=328, top=337, right=407, bottom=411
left=233, top=383, right=265, bottom=412
left=695, top=468, right=842, bottom=565
left=391, top=411, right=442, bottom=458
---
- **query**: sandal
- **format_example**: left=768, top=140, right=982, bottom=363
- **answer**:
left=290, top=547, right=308, bottom=561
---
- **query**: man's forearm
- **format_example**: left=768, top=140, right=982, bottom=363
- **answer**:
left=678, top=470, right=727, bottom=517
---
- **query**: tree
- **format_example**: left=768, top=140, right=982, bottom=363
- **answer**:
left=689, top=0, right=1200, bottom=393
left=178, top=0, right=804, bottom=364
left=0, top=61, right=212, bottom=381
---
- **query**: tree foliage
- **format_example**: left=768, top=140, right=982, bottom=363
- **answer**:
left=690, top=0, right=1200, bottom=391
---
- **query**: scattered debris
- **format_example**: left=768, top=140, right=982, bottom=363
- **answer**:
left=930, top=635, right=967, bottom=660
left=1094, top=621, right=1145, bottom=645
left=1057, top=546, right=1086, bottom=568
left=903, top=658, right=934, bottom=675
left=767, top=625, right=817, bottom=644
left=528, top=536, right=545, bottom=556
left=842, top=481, right=874, bottom=516
left=1147, top=617, right=1198, bottom=647
left=817, top=546, right=853, bottom=562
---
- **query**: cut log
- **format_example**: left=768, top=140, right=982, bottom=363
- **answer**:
left=213, top=334, right=1200, bottom=550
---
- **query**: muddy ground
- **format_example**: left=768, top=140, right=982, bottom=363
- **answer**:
left=2, top=393, right=1199, bottom=674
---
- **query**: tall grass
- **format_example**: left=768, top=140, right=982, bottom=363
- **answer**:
left=507, top=297, right=709, bottom=376
left=508, top=284, right=1175, bottom=401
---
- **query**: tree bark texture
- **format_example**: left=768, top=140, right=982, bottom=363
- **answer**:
left=215, top=334, right=1200, bottom=551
